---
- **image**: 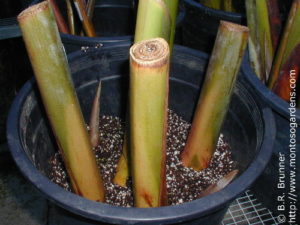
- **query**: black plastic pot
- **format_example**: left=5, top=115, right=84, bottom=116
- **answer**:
left=181, top=0, right=244, bottom=53
left=0, top=0, right=40, bottom=40
left=60, top=0, right=135, bottom=53
left=7, top=43, right=275, bottom=225
left=242, top=56, right=300, bottom=221
left=61, top=0, right=185, bottom=53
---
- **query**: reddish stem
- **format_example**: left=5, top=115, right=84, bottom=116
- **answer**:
left=267, top=0, right=282, bottom=50
left=272, top=44, right=300, bottom=101
left=48, top=0, right=70, bottom=34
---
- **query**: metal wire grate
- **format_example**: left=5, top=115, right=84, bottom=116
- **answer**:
left=222, top=190, right=282, bottom=225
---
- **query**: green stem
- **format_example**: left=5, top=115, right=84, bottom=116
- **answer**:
left=246, top=0, right=264, bottom=81
left=163, top=0, right=179, bottom=52
left=256, top=0, right=274, bottom=81
left=134, top=0, right=171, bottom=43
left=246, top=0, right=274, bottom=82
left=181, top=21, right=249, bottom=171
left=17, top=1, right=105, bottom=202
left=130, top=38, right=169, bottom=207
left=114, top=0, right=177, bottom=189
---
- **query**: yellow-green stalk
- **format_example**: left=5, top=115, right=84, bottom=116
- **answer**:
left=181, top=21, right=249, bottom=171
left=163, top=0, right=179, bottom=51
left=130, top=38, right=169, bottom=208
left=134, top=0, right=171, bottom=44
left=17, top=1, right=105, bottom=202
left=245, top=0, right=263, bottom=80
left=268, top=0, right=300, bottom=101
left=256, top=0, right=274, bottom=81
left=113, top=133, right=130, bottom=187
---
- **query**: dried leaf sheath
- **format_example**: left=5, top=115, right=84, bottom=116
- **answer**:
left=17, top=2, right=105, bottom=202
left=267, top=0, right=282, bottom=50
left=272, top=45, right=300, bottom=101
left=86, top=0, right=96, bottom=19
left=130, top=38, right=169, bottom=208
left=199, top=170, right=239, bottom=198
left=73, top=0, right=96, bottom=37
left=181, top=21, right=249, bottom=171
left=65, top=0, right=75, bottom=35
left=89, top=81, right=101, bottom=148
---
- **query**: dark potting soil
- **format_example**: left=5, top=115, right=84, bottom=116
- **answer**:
left=48, top=110, right=236, bottom=207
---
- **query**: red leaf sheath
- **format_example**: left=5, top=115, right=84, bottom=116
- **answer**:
left=272, top=44, right=300, bottom=101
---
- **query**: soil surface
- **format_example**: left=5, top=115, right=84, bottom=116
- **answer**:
left=49, top=110, right=235, bottom=207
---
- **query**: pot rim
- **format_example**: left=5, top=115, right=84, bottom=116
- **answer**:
left=183, top=0, right=243, bottom=20
left=60, top=0, right=185, bottom=44
left=7, top=44, right=275, bottom=224
left=242, top=52, right=300, bottom=121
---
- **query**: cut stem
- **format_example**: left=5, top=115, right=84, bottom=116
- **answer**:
left=181, top=21, right=249, bottom=171
left=130, top=38, right=169, bottom=208
left=268, top=0, right=300, bottom=100
left=17, top=1, right=105, bottom=202
left=115, top=0, right=175, bottom=188
left=89, top=81, right=101, bottom=148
